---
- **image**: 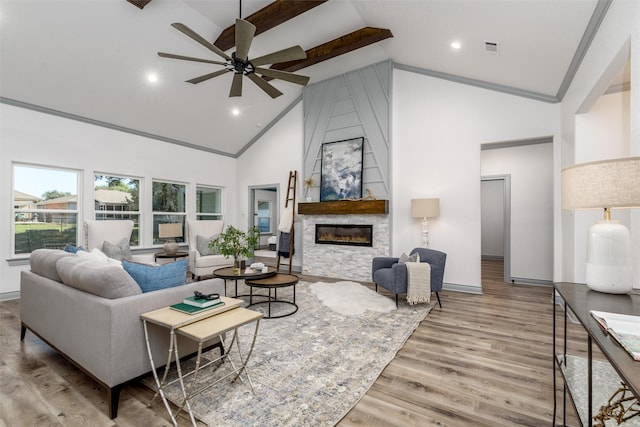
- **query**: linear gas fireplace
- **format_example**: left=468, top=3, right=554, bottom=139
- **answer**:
left=315, top=224, right=373, bottom=247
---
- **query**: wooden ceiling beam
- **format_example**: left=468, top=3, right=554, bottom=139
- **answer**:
left=214, top=0, right=328, bottom=51
left=126, top=0, right=152, bottom=9
left=267, top=27, right=393, bottom=75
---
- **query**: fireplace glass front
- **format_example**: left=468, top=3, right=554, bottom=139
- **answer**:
left=315, top=224, right=373, bottom=247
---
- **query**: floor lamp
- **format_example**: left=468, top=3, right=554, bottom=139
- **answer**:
left=562, top=157, right=640, bottom=294
left=411, top=198, right=440, bottom=248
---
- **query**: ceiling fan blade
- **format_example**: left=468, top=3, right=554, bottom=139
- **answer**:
left=229, top=73, right=243, bottom=97
left=255, top=67, right=310, bottom=86
left=247, top=73, right=283, bottom=99
left=234, top=19, right=256, bottom=63
left=158, top=52, right=226, bottom=66
left=186, top=69, right=229, bottom=84
left=251, top=46, right=307, bottom=67
left=215, top=1, right=327, bottom=51
left=171, top=23, right=231, bottom=61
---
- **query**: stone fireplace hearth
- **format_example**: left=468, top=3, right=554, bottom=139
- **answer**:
left=302, top=214, right=389, bottom=282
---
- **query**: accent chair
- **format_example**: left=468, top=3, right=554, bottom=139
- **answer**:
left=372, top=247, right=447, bottom=308
left=187, top=219, right=232, bottom=280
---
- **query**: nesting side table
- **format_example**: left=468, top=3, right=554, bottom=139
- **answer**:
left=140, top=297, right=262, bottom=426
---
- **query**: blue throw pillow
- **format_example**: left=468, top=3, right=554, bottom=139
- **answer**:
left=63, top=243, right=86, bottom=253
left=122, top=258, right=187, bottom=293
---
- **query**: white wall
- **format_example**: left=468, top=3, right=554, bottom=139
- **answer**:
left=560, top=0, right=639, bottom=289
left=393, top=70, right=560, bottom=291
left=0, top=104, right=237, bottom=297
left=236, top=102, right=304, bottom=269
left=482, top=143, right=554, bottom=282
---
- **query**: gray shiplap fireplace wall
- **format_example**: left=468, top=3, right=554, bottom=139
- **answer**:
left=301, top=61, right=392, bottom=281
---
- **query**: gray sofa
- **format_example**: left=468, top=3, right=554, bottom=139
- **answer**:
left=20, top=249, right=225, bottom=419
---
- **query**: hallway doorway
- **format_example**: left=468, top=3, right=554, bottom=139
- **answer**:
left=248, top=185, right=279, bottom=251
left=481, top=175, right=511, bottom=283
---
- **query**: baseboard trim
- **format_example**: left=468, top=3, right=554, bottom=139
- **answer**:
left=0, top=291, right=20, bottom=301
left=510, top=277, right=553, bottom=286
left=442, top=282, right=483, bottom=295
left=553, top=292, right=579, bottom=323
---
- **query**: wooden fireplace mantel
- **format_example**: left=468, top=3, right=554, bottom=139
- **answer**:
left=298, top=200, right=388, bottom=215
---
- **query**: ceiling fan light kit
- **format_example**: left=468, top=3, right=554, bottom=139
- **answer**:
left=158, top=19, right=310, bottom=99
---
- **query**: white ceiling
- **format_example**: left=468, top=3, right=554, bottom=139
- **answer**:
left=0, top=0, right=601, bottom=157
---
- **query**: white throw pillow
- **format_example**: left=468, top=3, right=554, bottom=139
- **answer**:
left=77, top=247, right=111, bottom=264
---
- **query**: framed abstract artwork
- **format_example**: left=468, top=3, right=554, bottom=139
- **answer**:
left=320, top=137, right=364, bottom=201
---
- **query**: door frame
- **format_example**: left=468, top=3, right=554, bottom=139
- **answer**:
left=481, top=174, right=512, bottom=282
left=248, top=184, right=280, bottom=245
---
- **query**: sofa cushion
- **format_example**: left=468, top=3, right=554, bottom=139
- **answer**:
left=56, top=256, right=142, bottom=299
left=102, top=237, right=133, bottom=261
left=196, top=234, right=219, bottom=256
left=30, top=249, right=74, bottom=282
left=122, top=258, right=187, bottom=293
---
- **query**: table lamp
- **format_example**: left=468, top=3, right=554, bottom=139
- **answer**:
left=158, top=223, right=183, bottom=255
left=411, top=198, right=440, bottom=248
left=562, top=156, right=640, bottom=294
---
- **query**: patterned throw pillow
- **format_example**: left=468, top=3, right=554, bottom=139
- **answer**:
left=399, top=252, right=420, bottom=264
left=197, top=234, right=219, bottom=256
left=122, top=258, right=187, bottom=293
left=102, top=237, right=133, bottom=261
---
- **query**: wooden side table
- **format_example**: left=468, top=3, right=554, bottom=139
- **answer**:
left=154, top=251, right=189, bottom=263
left=140, top=297, right=262, bottom=427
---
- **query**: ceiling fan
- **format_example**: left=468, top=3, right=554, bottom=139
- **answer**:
left=158, top=19, right=310, bottom=99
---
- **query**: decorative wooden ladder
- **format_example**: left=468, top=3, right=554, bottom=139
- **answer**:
left=276, top=171, right=297, bottom=274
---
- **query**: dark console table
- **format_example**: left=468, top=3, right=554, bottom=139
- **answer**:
left=553, top=282, right=640, bottom=426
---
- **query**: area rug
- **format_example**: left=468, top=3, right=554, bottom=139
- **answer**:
left=310, top=281, right=396, bottom=315
left=143, top=280, right=434, bottom=427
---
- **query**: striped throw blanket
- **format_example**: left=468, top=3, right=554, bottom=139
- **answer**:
left=405, top=262, right=431, bottom=305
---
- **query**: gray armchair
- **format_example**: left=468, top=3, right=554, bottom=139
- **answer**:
left=372, top=248, right=446, bottom=308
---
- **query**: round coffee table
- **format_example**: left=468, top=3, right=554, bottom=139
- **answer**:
left=212, top=266, right=277, bottom=297
left=245, top=273, right=299, bottom=319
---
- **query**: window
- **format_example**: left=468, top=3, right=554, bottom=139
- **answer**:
left=13, top=164, right=79, bottom=255
left=257, top=201, right=271, bottom=233
left=94, top=174, right=141, bottom=246
left=152, top=180, right=186, bottom=245
left=196, top=186, right=222, bottom=220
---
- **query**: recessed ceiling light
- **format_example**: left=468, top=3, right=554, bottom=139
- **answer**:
left=147, top=73, right=158, bottom=83
left=231, top=108, right=240, bottom=116
left=450, top=41, right=461, bottom=50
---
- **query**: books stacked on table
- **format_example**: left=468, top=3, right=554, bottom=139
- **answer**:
left=183, top=295, right=221, bottom=308
left=170, top=293, right=224, bottom=315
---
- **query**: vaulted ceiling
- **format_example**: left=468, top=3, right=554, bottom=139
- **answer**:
left=0, top=0, right=602, bottom=157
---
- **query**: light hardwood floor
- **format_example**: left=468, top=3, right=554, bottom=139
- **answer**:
left=0, top=259, right=585, bottom=426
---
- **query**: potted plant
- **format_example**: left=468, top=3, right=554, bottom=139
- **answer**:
left=209, top=225, right=260, bottom=274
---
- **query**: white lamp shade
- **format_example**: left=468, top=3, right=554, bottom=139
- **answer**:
left=411, top=198, right=440, bottom=219
left=562, top=157, right=640, bottom=210
left=158, top=223, right=183, bottom=239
